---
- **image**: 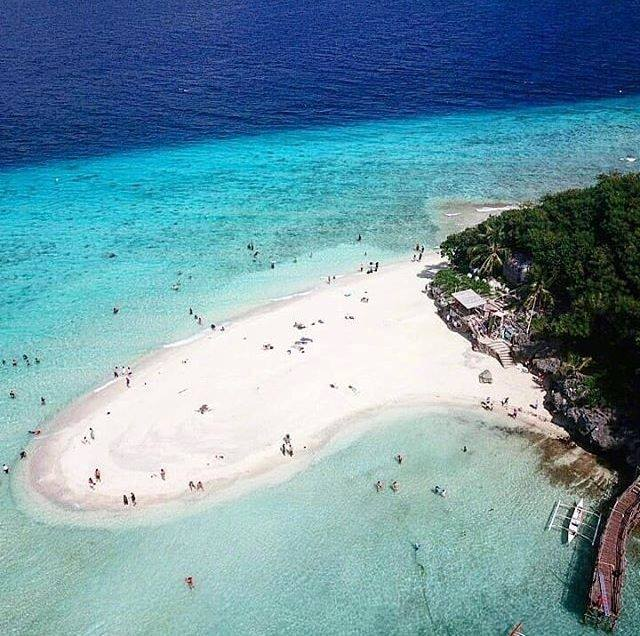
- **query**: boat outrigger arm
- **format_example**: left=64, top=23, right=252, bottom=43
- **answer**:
left=546, top=499, right=602, bottom=546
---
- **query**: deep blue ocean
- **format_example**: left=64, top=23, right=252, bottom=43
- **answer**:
left=2, top=0, right=640, bottom=166
left=2, top=1, right=640, bottom=634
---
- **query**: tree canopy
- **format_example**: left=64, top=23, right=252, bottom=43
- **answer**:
left=440, top=172, right=640, bottom=406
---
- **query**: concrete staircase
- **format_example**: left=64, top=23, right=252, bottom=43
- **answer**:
left=478, top=336, right=515, bottom=368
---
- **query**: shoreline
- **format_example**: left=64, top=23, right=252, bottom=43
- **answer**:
left=22, top=251, right=595, bottom=521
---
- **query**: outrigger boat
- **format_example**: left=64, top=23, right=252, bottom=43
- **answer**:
left=567, top=498, right=585, bottom=544
left=508, top=622, right=524, bottom=636
left=547, top=497, right=601, bottom=546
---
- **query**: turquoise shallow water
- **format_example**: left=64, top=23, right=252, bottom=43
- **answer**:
left=3, top=408, right=640, bottom=635
left=1, top=97, right=640, bottom=633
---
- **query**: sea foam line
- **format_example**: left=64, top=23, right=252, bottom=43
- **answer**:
left=270, top=290, right=313, bottom=302
left=93, top=379, right=117, bottom=394
left=475, top=204, right=518, bottom=213
left=163, top=332, right=206, bottom=349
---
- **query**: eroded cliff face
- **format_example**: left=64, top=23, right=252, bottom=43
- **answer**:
left=513, top=340, right=640, bottom=472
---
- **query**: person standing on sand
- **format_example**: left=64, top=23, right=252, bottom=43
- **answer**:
left=130, top=492, right=136, bottom=506
left=95, top=468, right=101, bottom=482
left=188, top=481, right=195, bottom=491
left=88, top=477, right=95, bottom=489
left=160, top=468, right=166, bottom=480
left=126, top=377, right=130, bottom=388
left=89, top=427, right=95, bottom=440
left=196, top=481, right=204, bottom=491
left=123, top=494, right=129, bottom=506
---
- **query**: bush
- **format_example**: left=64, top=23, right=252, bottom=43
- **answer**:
left=433, top=268, right=491, bottom=296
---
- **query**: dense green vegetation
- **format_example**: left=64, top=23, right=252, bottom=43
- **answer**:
left=440, top=172, right=640, bottom=407
left=432, top=269, right=491, bottom=296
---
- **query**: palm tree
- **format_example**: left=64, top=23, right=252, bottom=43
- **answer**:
left=467, top=223, right=509, bottom=277
left=559, top=352, right=593, bottom=378
left=523, top=275, right=554, bottom=334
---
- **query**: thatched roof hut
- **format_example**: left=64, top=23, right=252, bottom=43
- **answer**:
left=479, top=369, right=493, bottom=384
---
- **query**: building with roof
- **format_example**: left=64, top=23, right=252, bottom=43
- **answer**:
left=451, top=289, right=486, bottom=313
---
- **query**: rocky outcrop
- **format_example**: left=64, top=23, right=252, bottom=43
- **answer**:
left=513, top=338, right=640, bottom=471
left=546, top=379, right=640, bottom=470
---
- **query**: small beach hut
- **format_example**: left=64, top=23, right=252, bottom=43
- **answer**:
left=451, top=289, right=486, bottom=315
left=479, top=369, right=493, bottom=384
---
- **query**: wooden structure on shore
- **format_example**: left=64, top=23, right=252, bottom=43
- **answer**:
left=585, top=477, right=640, bottom=631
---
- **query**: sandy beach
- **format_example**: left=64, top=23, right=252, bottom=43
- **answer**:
left=26, top=252, right=560, bottom=513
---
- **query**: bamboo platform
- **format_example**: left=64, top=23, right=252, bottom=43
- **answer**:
left=585, top=477, right=640, bottom=631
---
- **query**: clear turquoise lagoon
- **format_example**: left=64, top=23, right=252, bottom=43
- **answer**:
left=1, top=98, right=640, bottom=634
left=3, top=409, right=640, bottom=634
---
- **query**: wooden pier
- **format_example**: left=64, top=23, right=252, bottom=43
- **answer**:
left=585, top=477, right=640, bottom=631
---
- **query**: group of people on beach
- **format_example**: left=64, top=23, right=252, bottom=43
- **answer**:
left=411, top=244, right=426, bottom=262
left=88, top=467, right=101, bottom=489
left=188, top=480, right=204, bottom=492
left=81, top=426, right=95, bottom=445
left=113, top=365, right=133, bottom=388
left=481, top=395, right=525, bottom=419
left=280, top=434, right=294, bottom=457
left=113, top=365, right=132, bottom=378
left=359, top=261, right=379, bottom=275
left=123, top=492, right=137, bottom=506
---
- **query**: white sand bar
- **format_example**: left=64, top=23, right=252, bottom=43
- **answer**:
left=28, top=254, right=557, bottom=512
